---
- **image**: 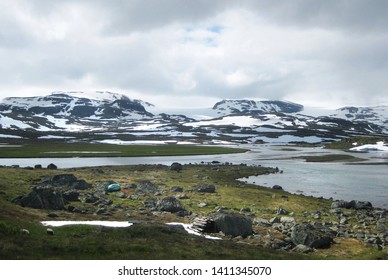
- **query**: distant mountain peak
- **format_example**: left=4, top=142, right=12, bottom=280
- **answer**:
left=213, top=99, right=304, bottom=115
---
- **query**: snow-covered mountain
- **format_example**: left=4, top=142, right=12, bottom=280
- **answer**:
left=0, top=93, right=387, bottom=144
left=0, top=91, right=155, bottom=131
left=213, top=99, right=304, bottom=116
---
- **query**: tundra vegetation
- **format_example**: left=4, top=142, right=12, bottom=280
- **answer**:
left=1, top=161, right=387, bottom=260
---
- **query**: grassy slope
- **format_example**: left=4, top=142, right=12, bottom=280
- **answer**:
left=0, top=164, right=386, bottom=260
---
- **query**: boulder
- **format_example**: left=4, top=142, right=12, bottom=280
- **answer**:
left=272, top=185, right=283, bottom=190
left=211, top=212, right=253, bottom=237
left=291, top=223, right=333, bottom=249
left=156, top=197, right=185, bottom=213
left=47, top=163, right=57, bottom=170
left=20, top=188, right=66, bottom=210
left=135, top=181, right=158, bottom=195
left=170, top=162, right=183, bottom=173
left=193, top=184, right=216, bottom=193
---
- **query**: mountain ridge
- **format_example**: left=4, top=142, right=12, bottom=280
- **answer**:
left=0, top=92, right=387, bottom=144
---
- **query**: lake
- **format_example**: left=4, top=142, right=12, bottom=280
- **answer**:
left=1, top=144, right=387, bottom=208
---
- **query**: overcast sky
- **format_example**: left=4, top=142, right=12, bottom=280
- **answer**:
left=1, top=0, right=388, bottom=109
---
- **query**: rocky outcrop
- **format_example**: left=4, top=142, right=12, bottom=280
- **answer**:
left=19, top=187, right=66, bottom=210
left=13, top=173, right=92, bottom=210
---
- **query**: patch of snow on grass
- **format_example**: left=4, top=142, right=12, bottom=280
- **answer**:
left=350, top=141, right=388, bottom=152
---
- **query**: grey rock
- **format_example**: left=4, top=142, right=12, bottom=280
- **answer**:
left=47, top=163, right=57, bottom=170
left=253, top=218, right=271, bottom=227
left=47, top=212, right=59, bottom=218
left=276, top=208, right=289, bottom=215
left=135, top=181, right=158, bottom=195
left=143, top=197, right=158, bottom=209
left=280, top=216, right=296, bottom=224
left=175, top=194, right=189, bottom=199
left=210, top=211, right=253, bottom=237
left=292, top=244, right=313, bottom=253
left=46, top=228, right=54, bottom=235
left=240, top=207, right=251, bottom=213
left=291, top=223, right=333, bottom=249
left=72, top=179, right=92, bottom=190
left=269, top=217, right=281, bottom=224
left=193, top=184, right=216, bottom=193
left=19, top=188, right=67, bottom=210
left=170, top=162, right=183, bottom=172
left=171, top=186, right=184, bottom=192
left=115, top=192, right=127, bottom=198
left=156, top=197, right=185, bottom=213
left=272, top=185, right=283, bottom=190
left=198, top=202, right=208, bottom=208
left=62, top=190, right=80, bottom=202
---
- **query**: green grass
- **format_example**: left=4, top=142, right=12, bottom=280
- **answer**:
left=0, top=143, right=247, bottom=158
left=298, top=154, right=364, bottom=162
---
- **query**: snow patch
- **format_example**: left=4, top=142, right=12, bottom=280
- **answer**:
left=350, top=141, right=388, bottom=152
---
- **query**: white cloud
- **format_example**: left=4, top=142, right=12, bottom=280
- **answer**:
left=0, top=0, right=388, bottom=109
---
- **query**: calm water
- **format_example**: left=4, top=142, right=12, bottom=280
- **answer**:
left=1, top=144, right=387, bottom=208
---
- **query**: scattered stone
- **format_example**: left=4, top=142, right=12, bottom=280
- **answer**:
left=135, top=181, right=158, bottom=195
left=269, top=217, right=281, bottom=224
left=240, top=207, right=251, bottom=213
left=115, top=192, right=127, bottom=198
left=272, top=185, right=283, bottom=190
left=276, top=208, right=289, bottom=215
left=47, top=212, right=59, bottom=218
left=198, top=202, right=208, bottom=208
left=292, top=244, right=313, bottom=253
left=95, top=208, right=111, bottom=216
left=171, top=186, right=184, bottom=192
left=280, top=216, right=296, bottom=224
left=175, top=194, right=189, bottom=199
left=253, top=218, right=271, bottom=227
left=170, top=162, right=183, bottom=173
left=143, top=197, right=158, bottom=209
left=124, top=183, right=137, bottom=189
left=47, top=163, right=57, bottom=170
left=129, top=195, right=140, bottom=200
left=331, top=200, right=372, bottom=210
left=34, top=164, right=42, bottom=169
left=193, top=184, right=216, bottom=193
left=156, top=197, right=185, bottom=213
left=46, top=228, right=54, bottom=235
